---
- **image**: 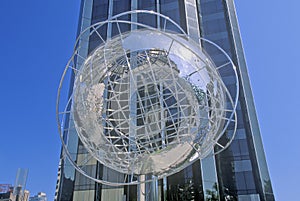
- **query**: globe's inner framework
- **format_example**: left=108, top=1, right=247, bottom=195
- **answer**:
left=72, top=30, right=227, bottom=176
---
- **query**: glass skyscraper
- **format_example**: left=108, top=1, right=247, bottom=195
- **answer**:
left=55, top=0, right=275, bottom=200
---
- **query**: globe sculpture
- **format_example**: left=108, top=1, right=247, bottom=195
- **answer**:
left=57, top=10, right=239, bottom=185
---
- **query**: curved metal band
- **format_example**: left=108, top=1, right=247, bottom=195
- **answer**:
left=56, top=10, right=239, bottom=185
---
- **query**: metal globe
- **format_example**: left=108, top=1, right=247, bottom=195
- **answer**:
left=57, top=10, right=238, bottom=185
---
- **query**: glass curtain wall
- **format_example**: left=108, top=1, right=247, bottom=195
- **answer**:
left=197, top=0, right=274, bottom=200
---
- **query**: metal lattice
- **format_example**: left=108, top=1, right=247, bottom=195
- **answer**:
left=57, top=10, right=239, bottom=185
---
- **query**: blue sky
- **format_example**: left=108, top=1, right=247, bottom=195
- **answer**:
left=0, top=1, right=299, bottom=200
left=236, top=1, right=300, bottom=200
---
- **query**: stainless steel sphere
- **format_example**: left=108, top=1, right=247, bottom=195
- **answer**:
left=73, top=29, right=225, bottom=176
left=57, top=10, right=238, bottom=185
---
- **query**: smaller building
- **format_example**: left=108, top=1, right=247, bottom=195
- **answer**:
left=29, top=192, right=47, bottom=201
left=0, top=186, right=14, bottom=201
left=0, top=191, right=13, bottom=201
left=23, top=191, right=30, bottom=201
left=0, top=186, right=29, bottom=201
left=0, top=185, right=12, bottom=194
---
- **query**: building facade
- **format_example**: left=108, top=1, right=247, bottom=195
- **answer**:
left=0, top=185, right=13, bottom=201
left=56, top=0, right=275, bottom=200
left=29, top=192, right=47, bottom=201
left=0, top=187, right=29, bottom=201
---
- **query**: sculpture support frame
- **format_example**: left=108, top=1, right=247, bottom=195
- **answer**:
left=56, top=10, right=239, bottom=186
